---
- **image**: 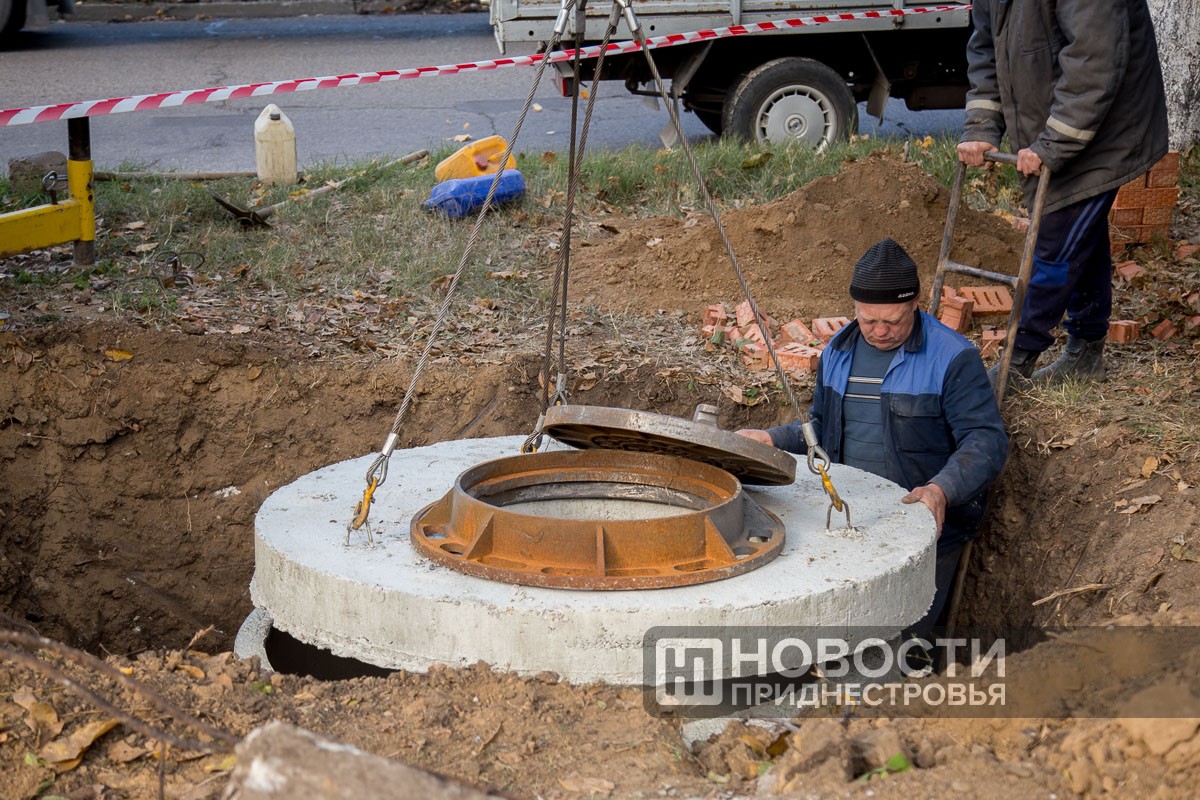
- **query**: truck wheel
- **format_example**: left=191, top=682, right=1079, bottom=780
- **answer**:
left=1, top=0, right=26, bottom=42
left=723, top=58, right=857, bottom=148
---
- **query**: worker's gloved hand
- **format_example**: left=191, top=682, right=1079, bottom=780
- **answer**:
left=956, top=141, right=997, bottom=167
left=902, top=483, right=947, bottom=536
left=735, top=429, right=773, bottom=446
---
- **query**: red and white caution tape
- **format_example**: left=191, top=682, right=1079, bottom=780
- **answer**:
left=1, top=5, right=968, bottom=127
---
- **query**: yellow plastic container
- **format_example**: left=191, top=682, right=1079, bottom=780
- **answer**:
left=435, top=135, right=517, bottom=181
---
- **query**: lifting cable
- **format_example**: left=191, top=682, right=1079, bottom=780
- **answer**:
left=614, top=0, right=850, bottom=527
left=351, top=0, right=850, bottom=534
left=348, top=0, right=580, bottom=538
left=523, top=0, right=626, bottom=453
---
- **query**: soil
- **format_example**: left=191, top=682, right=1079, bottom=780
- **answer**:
left=3, top=150, right=1200, bottom=799
left=571, top=154, right=1025, bottom=320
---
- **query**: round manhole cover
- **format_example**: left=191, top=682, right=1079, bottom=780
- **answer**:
left=543, top=404, right=796, bottom=486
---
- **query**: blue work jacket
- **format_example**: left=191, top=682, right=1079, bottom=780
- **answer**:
left=768, top=311, right=1008, bottom=546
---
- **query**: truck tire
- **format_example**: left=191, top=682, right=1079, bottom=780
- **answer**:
left=722, top=58, right=857, bottom=148
left=1, top=0, right=27, bottom=44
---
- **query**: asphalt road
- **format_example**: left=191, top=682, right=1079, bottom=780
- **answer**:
left=0, top=14, right=963, bottom=175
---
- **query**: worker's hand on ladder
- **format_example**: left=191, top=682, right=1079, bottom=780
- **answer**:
left=956, top=141, right=998, bottom=168
left=1015, top=148, right=1044, bottom=176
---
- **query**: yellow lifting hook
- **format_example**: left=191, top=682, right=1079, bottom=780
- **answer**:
left=345, top=476, right=379, bottom=545
left=817, top=463, right=853, bottom=531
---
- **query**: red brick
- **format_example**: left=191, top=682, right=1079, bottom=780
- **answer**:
left=740, top=343, right=767, bottom=369
left=1107, top=320, right=1140, bottom=343
left=1114, top=261, right=1148, bottom=282
left=774, top=342, right=822, bottom=373
left=1112, top=186, right=1179, bottom=210
left=779, top=319, right=818, bottom=346
left=958, top=286, right=1013, bottom=316
left=1110, top=207, right=1144, bottom=226
left=702, top=323, right=737, bottom=341
left=1151, top=319, right=1178, bottom=340
left=1143, top=205, right=1175, bottom=226
left=702, top=303, right=730, bottom=327
left=740, top=323, right=771, bottom=347
left=734, top=300, right=755, bottom=329
left=980, top=328, right=1006, bottom=358
left=812, top=316, right=851, bottom=343
left=1151, top=151, right=1181, bottom=173
left=938, top=295, right=974, bottom=333
left=1177, top=244, right=1200, bottom=261
left=1117, top=173, right=1148, bottom=193
left=1148, top=169, right=1178, bottom=189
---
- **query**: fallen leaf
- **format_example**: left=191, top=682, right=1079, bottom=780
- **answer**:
left=740, top=151, right=773, bottom=169
left=646, top=237, right=663, bottom=247
left=247, top=365, right=263, bottom=381
left=452, top=134, right=472, bottom=143
left=228, top=324, right=252, bottom=335
left=558, top=775, right=615, bottom=795
left=431, top=274, right=454, bottom=292
left=1171, top=545, right=1200, bottom=563
left=13, top=688, right=63, bottom=744
left=175, top=664, right=205, bottom=681
left=104, top=349, right=134, bottom=362
left=202, top=754, right=238, bottom=773
left=108, top=740, right=148, bottom=763
left=12, top=346, right=34, bottom=371
left=39, top=719, right=119, bottom=771
left=124, top=221, right=147, bottom=231
left=1119, top=494, right=1162, bottom=515
left=1141, top=456, right=1160, bottom=478
left=131, top=242, right=158, bottom=254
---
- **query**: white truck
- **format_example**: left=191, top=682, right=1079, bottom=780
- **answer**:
left=490, top=1, right=973, bottom=147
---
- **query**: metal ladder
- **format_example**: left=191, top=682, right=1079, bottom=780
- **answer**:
left=929, top=151, right=1051, bottom=404
left=934, top=151, right=1050, bottom=636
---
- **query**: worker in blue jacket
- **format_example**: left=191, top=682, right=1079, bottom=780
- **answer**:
left=739, top=239, right=1008, bottom=632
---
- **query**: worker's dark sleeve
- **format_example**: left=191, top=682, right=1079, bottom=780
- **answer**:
left=764, top=355, right=823, bottom=454
left=926, top=350, right=1008, bottom=506
left=961, top=1, right=1005, bottom=148
left=1029, top=0, right=1130, bottom=173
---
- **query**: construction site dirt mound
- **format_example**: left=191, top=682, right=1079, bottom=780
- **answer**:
left=572, top=154, right=1025, bottom=320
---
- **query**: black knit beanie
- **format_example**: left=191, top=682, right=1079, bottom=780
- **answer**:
left=850, top=238, right=920, bottom=304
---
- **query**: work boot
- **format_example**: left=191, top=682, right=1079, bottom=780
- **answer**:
left=987, top=347, right=1039, bottom=393
left=1032, top=336, right=1106, bottom=384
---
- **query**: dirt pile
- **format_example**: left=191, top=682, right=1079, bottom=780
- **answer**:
left=572, top=154, right=1025, bottom=320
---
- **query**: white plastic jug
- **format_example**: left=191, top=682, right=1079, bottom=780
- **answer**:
left=254, top=104, right=297, bottom=186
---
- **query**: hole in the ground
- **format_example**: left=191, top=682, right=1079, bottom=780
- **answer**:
left=264, top=625, right=393, bottom=680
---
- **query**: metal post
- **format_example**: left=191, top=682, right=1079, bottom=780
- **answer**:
left=68, top=118, right=96, bottom=266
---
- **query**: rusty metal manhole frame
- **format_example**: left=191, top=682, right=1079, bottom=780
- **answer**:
left=410, top=449, right=785, bottom=589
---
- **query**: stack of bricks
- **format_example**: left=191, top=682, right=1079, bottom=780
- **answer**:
left=935, top=285, right=1013, bottom=333
left=1109, top=152, right=1179, bottom=254
left=700, top=301, right=839, bottom=376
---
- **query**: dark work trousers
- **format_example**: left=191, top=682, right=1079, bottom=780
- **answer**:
left=1014, top=189, right=1119, bottom=354
left=904, top=538, right=966, bottom=642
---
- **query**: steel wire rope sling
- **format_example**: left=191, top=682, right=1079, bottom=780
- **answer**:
left=347, top=0, right=581, bottom=540
left=613, top=0, right=852, bottom=528
left=522, top=0, right=627, bottom=454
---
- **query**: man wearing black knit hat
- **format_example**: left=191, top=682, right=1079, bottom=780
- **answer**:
left=739, top=238, right=1008, bottom=633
